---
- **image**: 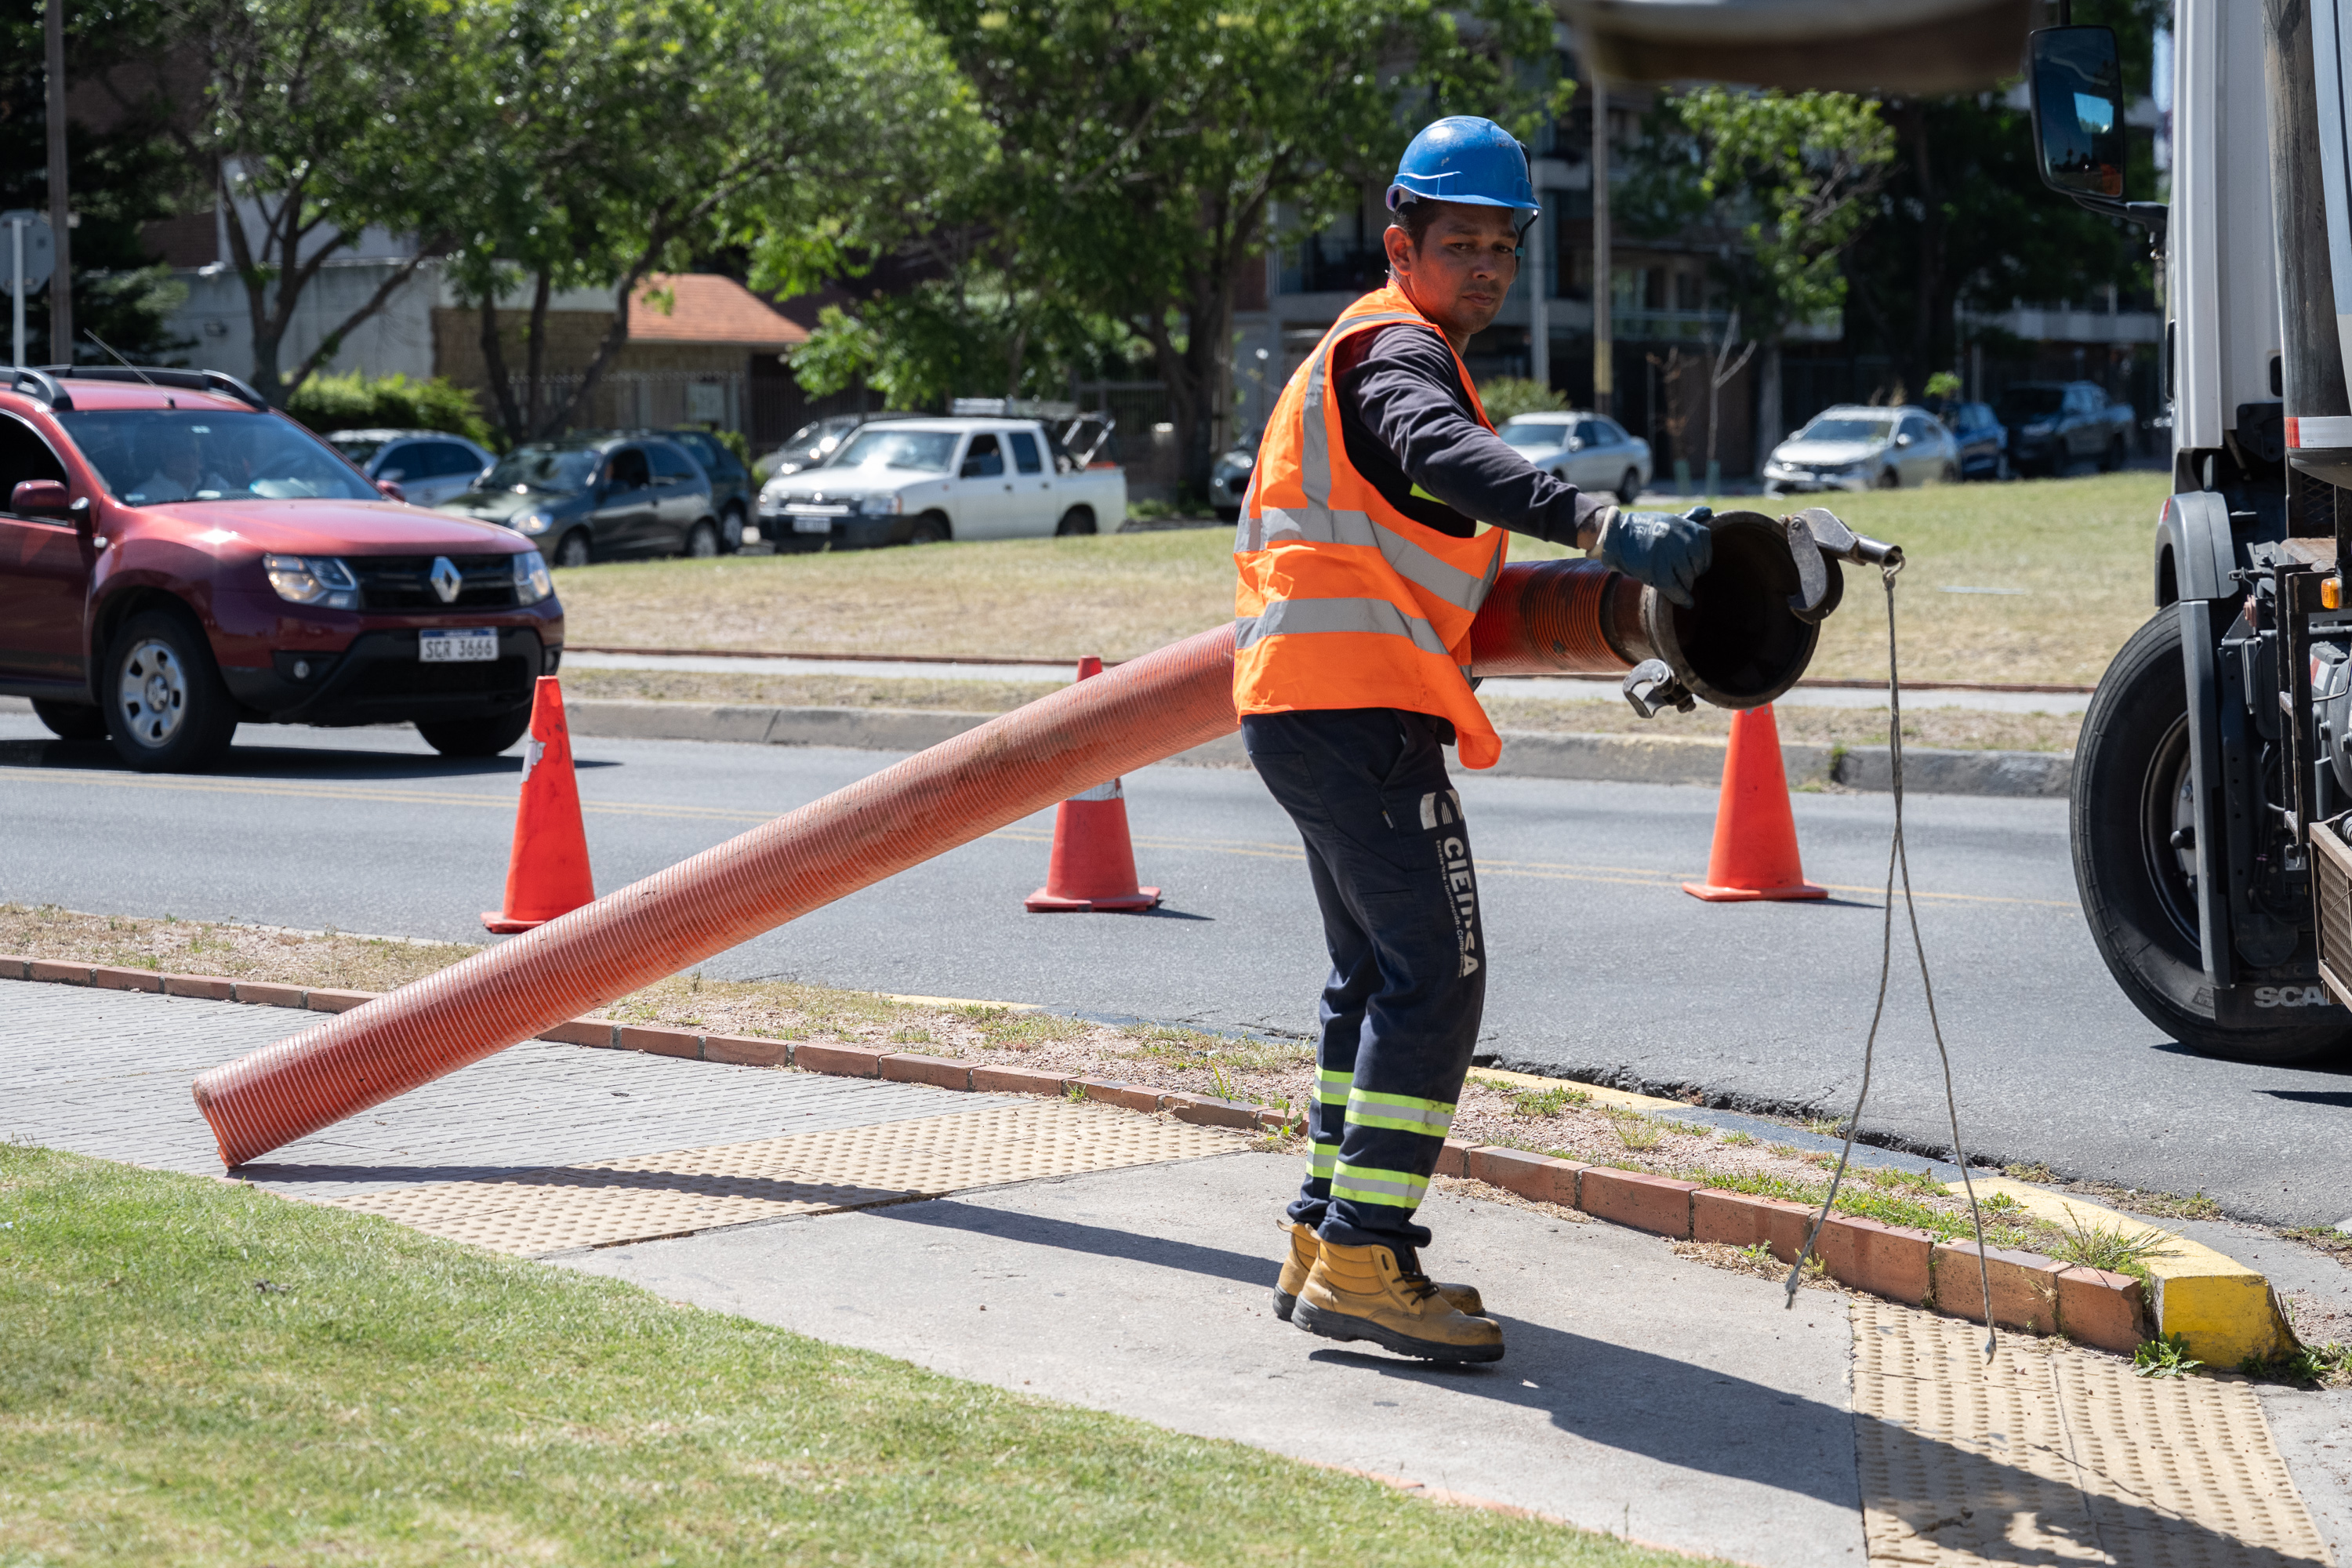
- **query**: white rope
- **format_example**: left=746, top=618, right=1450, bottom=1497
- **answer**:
left=1783, top=557, right=1996, bottom=1362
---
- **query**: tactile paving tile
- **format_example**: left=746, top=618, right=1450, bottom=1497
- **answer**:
left=1850, top=1299, right=2332, bottom=1566
left=322, top=1099, right=1241, bottom=1257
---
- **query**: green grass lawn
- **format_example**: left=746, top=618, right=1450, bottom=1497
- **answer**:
left=0, top=1147, right=1718, bottom=1566
left=554, top=474, right=2168, bottom=688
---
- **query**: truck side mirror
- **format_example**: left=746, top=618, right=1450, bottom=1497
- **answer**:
left=2028, top=26, right=2126, bottom=201
left=10, top=479, right=73, bottom=518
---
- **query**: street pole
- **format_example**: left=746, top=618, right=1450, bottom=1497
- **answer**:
left=12, top=219, right=26, bottom=368
left=45, top=0, right=71, bottom=361
left=1592, top=70, right=1612, bottom=417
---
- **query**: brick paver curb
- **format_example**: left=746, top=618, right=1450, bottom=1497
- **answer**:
left=0, top=956, right=2147, bottom=1351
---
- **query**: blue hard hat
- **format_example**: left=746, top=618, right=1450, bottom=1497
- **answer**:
left=1386, top=117, right=1538, bottom=213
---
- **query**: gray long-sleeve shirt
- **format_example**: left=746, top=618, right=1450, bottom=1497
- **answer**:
left=1331, top=323, right=1609, bottom=548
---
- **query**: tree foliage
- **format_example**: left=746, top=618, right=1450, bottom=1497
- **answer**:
left=1628, top=88, right=1896, bottom=341
left=2, top=0, right=194, bottom=364
left=447, top=0, right=989, bottom=444
left=908, top=0, right=1562, bottom=495
left=124, top=0, right=479, bottom=402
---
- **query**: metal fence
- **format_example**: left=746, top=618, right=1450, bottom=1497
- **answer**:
left=504, top=369, right=746, bottom=434
left=1074, top=380, right=1181, bottom=497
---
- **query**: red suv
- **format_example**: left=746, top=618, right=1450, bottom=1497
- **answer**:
left=0, top=366, right=562, bottom=771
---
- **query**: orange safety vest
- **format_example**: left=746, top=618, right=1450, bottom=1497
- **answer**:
left=1232, top=284, right=1509, bottom=768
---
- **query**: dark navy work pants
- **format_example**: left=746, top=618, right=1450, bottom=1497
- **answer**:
left=1241, top=707, right=1486, bottom=1251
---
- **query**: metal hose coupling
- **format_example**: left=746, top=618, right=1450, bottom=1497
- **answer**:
left=1468, top=507, right=1898, bottom=718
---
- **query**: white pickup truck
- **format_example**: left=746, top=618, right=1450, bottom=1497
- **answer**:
left=756, top=416, right=1127, bottom=551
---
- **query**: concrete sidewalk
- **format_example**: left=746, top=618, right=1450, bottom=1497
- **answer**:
left=10, top=980, right=2350, bottom=1566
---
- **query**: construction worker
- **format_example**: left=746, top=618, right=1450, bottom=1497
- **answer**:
left=1237, top=117, right=1713, bottom=1363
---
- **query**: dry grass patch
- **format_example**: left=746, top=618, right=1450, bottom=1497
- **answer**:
left=554, top=473, right=2164, bottom=687
left=0, top=902, right=474, bottom=993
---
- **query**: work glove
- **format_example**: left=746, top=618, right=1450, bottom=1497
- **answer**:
left=1593, top=505, right=1715, bottom=608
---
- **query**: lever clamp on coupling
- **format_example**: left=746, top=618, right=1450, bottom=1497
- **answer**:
left=1783, top=506, right=1904, bottom=625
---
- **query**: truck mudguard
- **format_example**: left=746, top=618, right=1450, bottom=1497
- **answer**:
left=2154, top=489, right=2238, bottom=604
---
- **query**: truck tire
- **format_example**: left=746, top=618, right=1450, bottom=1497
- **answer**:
left=2071, top=611, right=2352, bottom=1063
left=1055, top=506, right=1096, bottom=536
left=103, top=607, right=239, bottom=773
left=907, top=513, right=950, bottom=545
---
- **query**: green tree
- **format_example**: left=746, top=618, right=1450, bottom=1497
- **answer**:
left=447, top=0, right=989, bottom=445
left=1630, top=88, right=1897, bottom=343
left=1, top=0, right=194, bottom=364
left=126, top=0, right=481, bottom=403
left=914, top=0, right=1561, bottom=496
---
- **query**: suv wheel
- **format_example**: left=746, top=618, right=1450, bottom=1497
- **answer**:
left=104, top=608, right=238, bottom=773
left=554, top=530, right=593, bottom=569
left=685, top=520, right=719, bottom=558
left=416, top=709, right=535, bottom=758
left=1875, top=466, right=1900, bottom=489
left=720, top=503, right=746, bottom=554
left=1617, top=469, right=1641, bottom=506
left=31, top=700, right=108, bottom=741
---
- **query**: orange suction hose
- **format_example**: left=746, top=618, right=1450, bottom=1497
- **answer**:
left=192, top=548, right=1817, bottom=1167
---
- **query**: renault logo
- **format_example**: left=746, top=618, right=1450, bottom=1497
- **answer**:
left=430, top=556, right=462, bottom=604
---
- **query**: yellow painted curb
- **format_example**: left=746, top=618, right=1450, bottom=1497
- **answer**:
left=1467, top=1066, right=1686, bottom=1112
left=1954, top=1176, right=2292, bottom=1367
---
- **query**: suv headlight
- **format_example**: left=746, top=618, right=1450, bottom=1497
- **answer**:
left=263, top=554, right=360, bottom=609
left=511, top=510, right=553, bottom=535
left=513, top=549, right=554, bottom=606
left=857, top=493, right=902, bottom=516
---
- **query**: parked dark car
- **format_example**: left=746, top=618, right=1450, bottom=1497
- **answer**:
left=1944, top=401, right=2011, bottom=481
left=615, top=426, right=751, bottom=552
left=437, top=434, right=721, bottom=567
left=0, top=366, right=561, bottom=771
left=1996, top=380, right=2135, bottom=476
left=1209, top=429, right=1260, bottom=521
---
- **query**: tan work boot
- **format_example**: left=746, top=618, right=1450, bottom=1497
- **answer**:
left=1291, top=1240, right=1504, bottom=1363
left=1272, top=1220, right=1483, bottom=1321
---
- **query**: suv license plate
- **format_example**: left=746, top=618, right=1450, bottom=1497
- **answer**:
left=420, top=629, right=499, bottom=663
left=793, top=515, right=834, bottom=535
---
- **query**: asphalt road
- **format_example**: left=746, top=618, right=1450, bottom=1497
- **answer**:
left=5, top=710, right=2347, bottom=1229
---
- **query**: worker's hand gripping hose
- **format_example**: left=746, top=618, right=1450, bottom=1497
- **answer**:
left=1781, top=554, right=1998, bottom=1362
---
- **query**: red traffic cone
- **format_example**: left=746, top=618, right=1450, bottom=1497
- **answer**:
left=1025, top=655, right=1162, bottom=913
left=1682, top=704, right=1826, bottom=902
left=482, top=677, right=596, bottom=932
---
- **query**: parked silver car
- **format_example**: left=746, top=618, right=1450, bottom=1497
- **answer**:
left=1762, top=405, right=1960, bottom=494
left=325, top=428, right=495, bottom=508
left=1495, top=412, right=1651, bottom=505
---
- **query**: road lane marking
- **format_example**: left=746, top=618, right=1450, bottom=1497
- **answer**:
left=0, top=765, right=2080, bottom=911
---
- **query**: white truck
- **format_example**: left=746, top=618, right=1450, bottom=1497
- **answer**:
left=755, top=414, right=1127, bottom=552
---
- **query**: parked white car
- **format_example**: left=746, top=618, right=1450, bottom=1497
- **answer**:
left=1496, top=412, right=1651, bottom=505
left=325, top=428, right=495, bottom=508
left=1762, top=405, right=1960, bottom=494
left=756, top=418, right=1127, bottom=550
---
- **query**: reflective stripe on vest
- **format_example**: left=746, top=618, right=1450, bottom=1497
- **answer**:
left=1234, top=597, right=1454, bottom=661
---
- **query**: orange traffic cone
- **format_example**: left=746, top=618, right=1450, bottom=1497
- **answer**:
left=1682, top=704, right=1826, bottom=902
left=1025, top=655, right=1162, bottom=913
left=482, top=677, right=596, bottom=932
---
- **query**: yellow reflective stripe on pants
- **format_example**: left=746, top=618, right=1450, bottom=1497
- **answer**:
left=1306, top=1142, right=1337, bottom=1179
left=1330, top=1163, right=1431, bottom=1210
left=1316, top=1067, right=1351, bottom=1106
left=1344, top=1087, right=1455, bottom=1137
